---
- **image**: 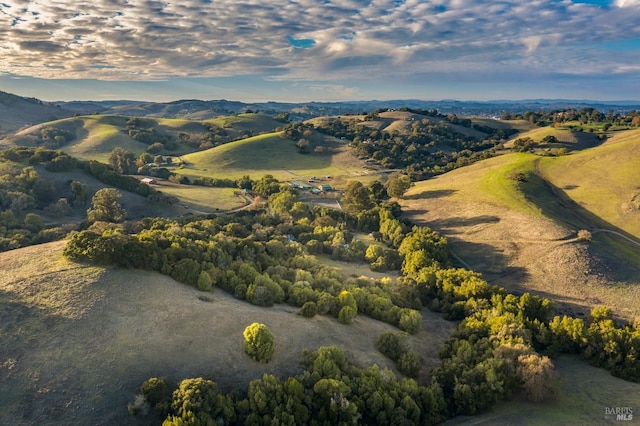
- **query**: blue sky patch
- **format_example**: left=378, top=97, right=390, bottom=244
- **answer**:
left=592, top=38, right=640, bottom=51
left=571, top=0, right=611, bottom=6
left=287, top=36, right=316, bottom=49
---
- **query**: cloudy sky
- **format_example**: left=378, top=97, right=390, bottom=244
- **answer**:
left=1, top=0, right=639, bottom=102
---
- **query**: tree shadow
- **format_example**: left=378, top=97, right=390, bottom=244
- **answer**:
left=404, top=189, right=458, bottom=200
left=525, top=168, right=640, bottom=272
left=445, top=238, right=527, bottom=280
left=427, top=215, right=500, bottom=233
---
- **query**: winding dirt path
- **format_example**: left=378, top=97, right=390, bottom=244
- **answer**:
left=533, top=158, right=640, bottom=248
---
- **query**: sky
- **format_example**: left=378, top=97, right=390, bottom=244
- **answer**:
left=1, top=0, right=640, bottom=102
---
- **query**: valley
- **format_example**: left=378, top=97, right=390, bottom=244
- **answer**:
left=0, top=91, right=638, bottom=424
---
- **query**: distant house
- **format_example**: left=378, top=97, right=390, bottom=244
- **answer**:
left=318, top=184, right=333, bottom=192
left=141, top=178, right=157, bottom=185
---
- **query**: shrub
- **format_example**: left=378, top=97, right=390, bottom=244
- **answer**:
left=338, top=306, right=357, bottom=324
left=170, top=258, right=201, bottom=286
left=246, top=284, right=274, bottom=307
left=397, top=351, right=422, bottom=378
left=377, top=331, right=411, bottom=361
left=300, top=301, right=318, bottom=318
left=197, top=271, right=213, bottom=291
left=398, top=309, right=422, bottom=334
left=140, top=377, right=171, bottom=417
left=243, top=323, right=275, bottom=363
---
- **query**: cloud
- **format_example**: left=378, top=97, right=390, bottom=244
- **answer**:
left=0, top=0, right=639, bottom=90
left=615, top=0, right=640, bottom=7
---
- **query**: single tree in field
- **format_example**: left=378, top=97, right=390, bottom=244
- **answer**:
left=87, top=188, right=126, bottom=223
left=243, top=323, right=275, bottom=363
left=385, top=174, right=411, bottom=199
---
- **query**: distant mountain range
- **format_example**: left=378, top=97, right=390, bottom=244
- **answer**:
left=58, top=97, right=640, bottom=121
left=1, top=89, right=639, bottom=135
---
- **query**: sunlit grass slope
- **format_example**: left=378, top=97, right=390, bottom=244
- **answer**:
left=406, top=152, right=545, bottom=217
left=537, top=128, right=640, bottom=239
left=5, top=113, right=284, bottom=163
left=204, top=113, right=283, bottom=133
left=63, top=116, right=144, bottom=162
left=505, top=125, right=600, bottom=151
left=155, top=184, right=241, bottom=212
left=181, top=132, right=362, bottom=180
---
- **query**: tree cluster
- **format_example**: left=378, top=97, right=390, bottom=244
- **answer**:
left=501, top=107, right=640, bottom=128
left=137, top=346, right=447, bottom=425
left=63, top=209, right=422, bottom=331
left=313, top=115, right=504, bottom=180
left=0, top=163, right=79, bottom=251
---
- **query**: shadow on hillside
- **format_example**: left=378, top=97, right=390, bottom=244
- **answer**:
left=572, top=132, right=606, bottom=151
left=528, top=167, right=640, bottom=273
left=404, top=189, right=458, bottom=200
left=426, top=215, right=500, bottom=233
left=447, top=240, right=606, bottom=319
left=446, top=237, right=527, bottom=279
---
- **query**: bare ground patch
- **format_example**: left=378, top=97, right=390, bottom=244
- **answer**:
left=0, top=242, right=455, bottom=425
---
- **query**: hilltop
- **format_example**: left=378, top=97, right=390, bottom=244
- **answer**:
left=0, top=91, right=74, bottom=135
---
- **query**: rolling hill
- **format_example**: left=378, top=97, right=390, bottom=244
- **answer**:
left=400, top=137, right=640, bottom=320
left=181, top=131, right=369, bottom=181
left=537, top=128, right=640, bottom=240
left=0, top=91, right=74, bottom=135
left=505, top=125, right=602, bottom=151
left=2, top=113, right=284, bottom=163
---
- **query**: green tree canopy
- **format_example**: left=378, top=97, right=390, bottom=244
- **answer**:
left=243, top=323, right=275, bottom=363
left=87, top=188, right=127, bottom=223
left=108, top=147, right=137, bottom=174
left=342, top=181, right=374, bottom=214
left=385, top=174, right=412, bottom=199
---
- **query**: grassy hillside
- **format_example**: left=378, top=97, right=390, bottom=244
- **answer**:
left=505, top=125, right=601, bottom=151
left=181, top=131, right=367, bottom=180
left=204, top=113, right=284, bottom=133
left=0, top=241, right=455, bottom=425
left=401, top=150, right=640, bottom=319
left=5, top=116, right=152, bottom=162
left=537, top=128, right=640, bottom=240
left=3, top=113, right=284, bottom=163
left=405, top=152, right=543, bottom=214
left=0, top=91, right=73, bottom=135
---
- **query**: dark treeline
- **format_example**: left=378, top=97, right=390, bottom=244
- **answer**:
left=61, top=189, right=639, bottom=424
left=501, top=107, right=640, bottom=127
